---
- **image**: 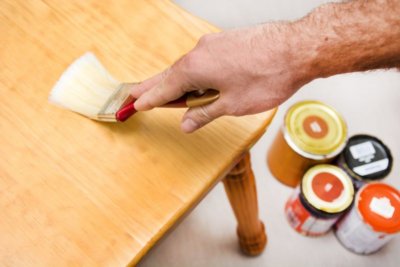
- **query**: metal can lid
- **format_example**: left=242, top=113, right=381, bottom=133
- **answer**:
left=285, top=101, right=347, bottom=157
left=357, top=183, right=400, bottom=234
left=302, top=165, right=354, bottom=213
left=341, top=134, right=393, bottom=181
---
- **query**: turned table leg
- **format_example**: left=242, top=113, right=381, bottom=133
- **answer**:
left=223, top=152, right=267, bottom=255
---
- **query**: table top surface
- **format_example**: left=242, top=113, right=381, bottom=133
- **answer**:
left=0, top=0, right=275, bottom=265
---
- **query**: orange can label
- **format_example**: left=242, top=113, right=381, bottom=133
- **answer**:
left=303, top=115, right=329, bottom=139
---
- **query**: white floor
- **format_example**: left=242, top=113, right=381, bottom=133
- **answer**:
left=140, top=1, right=400, bottom=266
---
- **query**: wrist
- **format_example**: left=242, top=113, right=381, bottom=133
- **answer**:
left=292, top=3, right=349, bottom=80
left=259, top=21, right=320, bottom=89
left=286, top=21, right=321, bottom=86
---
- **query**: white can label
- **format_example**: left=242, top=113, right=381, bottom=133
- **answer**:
left=350, top=141, right=376, bottom=160
left=335, top=205, right=395, bottom=254
left=300, top=216, right=337, bottom=234
left=285, top=187, right=339, bottom=236
left=353, top=158, right=389, bottom=176
left=370, top=197, right=395, bottom=219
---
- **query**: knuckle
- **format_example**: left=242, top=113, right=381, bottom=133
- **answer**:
left=197, top=34, right=209, bottom=45
left=198, top=33, right=216, bottom=46
left=160, top=67, right=172, bottom=81
left=197, top=34, right=210, bottom=45
left=195, top=106, right=214, bottom=125
left=181, top=52, right=198, bottom=72
left=155, top=87, right=169, bottom=103
left=178, top=52, right=202, bottom=81
left=161, top=66, right=182, bottom=94
left=147, top=82, right=169, bottom=105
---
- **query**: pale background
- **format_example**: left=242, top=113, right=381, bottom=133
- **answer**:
left=141, top=0, right=400, bottom=266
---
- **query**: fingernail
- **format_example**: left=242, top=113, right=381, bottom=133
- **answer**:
left=181, top=119, right=199, bottom=133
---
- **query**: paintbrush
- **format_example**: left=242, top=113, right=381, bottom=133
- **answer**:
left=49, top=52, right=219, bottom=122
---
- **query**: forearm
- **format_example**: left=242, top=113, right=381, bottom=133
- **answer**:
left=292, top=0, right=400, bottom=79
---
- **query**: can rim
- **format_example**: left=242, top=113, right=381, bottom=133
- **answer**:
left=283, top=127, right=346, bottom=160
left=299, top=189, right=345, bottom=219
left=302, top=164, right=354, bottom=213
left=283, top=100, right=348, bottom=159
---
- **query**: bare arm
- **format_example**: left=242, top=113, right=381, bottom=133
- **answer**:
left=300, top=0, right=400, bottom=77
left=132, top=0, right=400, bottom=133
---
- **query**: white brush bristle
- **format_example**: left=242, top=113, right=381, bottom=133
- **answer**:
left=49, top=52, right=120, bottom=119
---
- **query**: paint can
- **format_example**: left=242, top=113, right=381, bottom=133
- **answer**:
left=285, top=164, right=354, bottom=236
left=267, top=100, right=348, bottom=187
left=335, top=183, right=400, bottom=254
left=336, top=134, right=393, bottom=190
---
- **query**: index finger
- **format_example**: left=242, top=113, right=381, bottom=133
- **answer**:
left=133, top=56, right=203, bottom=111
left=130, top=72, right=162, bottom=99
left=131, top=55, right=187, bottom=99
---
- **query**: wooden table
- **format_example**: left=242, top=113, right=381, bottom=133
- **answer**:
left=0, top=0, right=276, bottom=265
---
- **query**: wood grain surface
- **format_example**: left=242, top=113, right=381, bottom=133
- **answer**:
left=0, top=0, right=276, bottom=265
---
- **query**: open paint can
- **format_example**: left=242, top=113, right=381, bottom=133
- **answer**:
left=335, top=183, right=400, bottom=254
left=267, top=101, right=347, bottom=187
left=337, top=134, right=393, bottom=190
left=285, top=164, right=354, bottom=236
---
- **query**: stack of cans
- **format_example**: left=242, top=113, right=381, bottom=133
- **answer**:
left=267, top=100, right=398, bottom=255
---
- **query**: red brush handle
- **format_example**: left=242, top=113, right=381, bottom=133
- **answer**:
left=116, top=99, right=138, bottom=122
left=116, top=96, right=188, bottom=122
left=116, top=90, right=219, bottom=122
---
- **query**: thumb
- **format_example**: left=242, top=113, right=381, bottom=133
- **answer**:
left=180, top=102, right=223, bottom=133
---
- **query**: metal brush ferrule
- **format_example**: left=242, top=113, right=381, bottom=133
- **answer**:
left=97, top=83, right=137, bottom=122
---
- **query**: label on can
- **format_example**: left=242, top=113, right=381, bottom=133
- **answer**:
left=352, top=159, right=389, bottom=176
left=369, top=197, right=395, bottom=219
left=303, top=116, right=329, bottom=139
left=349, top=141, right=376, bottom=160
left=344, top=137, right=392, bottom=180
left=285, top=187, right=338, bottom=236
left=335, top=205, right=395, bottom=254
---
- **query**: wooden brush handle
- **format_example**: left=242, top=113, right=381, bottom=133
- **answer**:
left=162, top=89, right=219, bottom=108
left=116, top=90, right=220, bottom=122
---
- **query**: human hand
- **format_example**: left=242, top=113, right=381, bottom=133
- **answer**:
left=131, top=23, right=315, bottom=133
